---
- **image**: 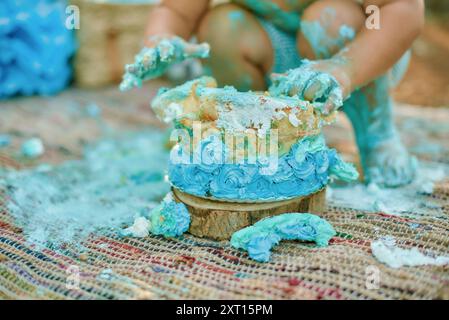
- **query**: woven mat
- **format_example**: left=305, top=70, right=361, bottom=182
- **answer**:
left=0, top=86, right=448, bottom=300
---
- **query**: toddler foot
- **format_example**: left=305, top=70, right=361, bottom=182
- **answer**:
left=364, top=135, right=418, bottom=187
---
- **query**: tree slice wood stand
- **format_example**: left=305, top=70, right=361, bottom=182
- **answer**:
left=172, top=188, right=327, bottom=240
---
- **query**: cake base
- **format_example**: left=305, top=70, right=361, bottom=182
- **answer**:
left=172, top=188, right=327, bottom=240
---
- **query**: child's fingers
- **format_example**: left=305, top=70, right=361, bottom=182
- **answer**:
left=141, top=48, right=158, bottom=68
left=183, top=42, right=210, bottom=58
left=302, top=78, right=323, bottom=102
left=158, top=40, right=176, bottom=62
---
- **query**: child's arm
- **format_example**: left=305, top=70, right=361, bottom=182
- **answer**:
left=270, top=0, right=424, bottom=114
left=120, top=0, right=211, bottom=91
left=338, top=0, right=425, bottom=93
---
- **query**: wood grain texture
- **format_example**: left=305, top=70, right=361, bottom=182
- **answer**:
left=173, top=188, right=327, bottom=240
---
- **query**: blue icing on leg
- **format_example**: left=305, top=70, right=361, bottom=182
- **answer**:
left=231, top=213, right=336, bottom=262
left=343, top=76, right=417, bottom=187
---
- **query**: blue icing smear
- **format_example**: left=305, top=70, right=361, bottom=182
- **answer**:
left=231, top=213, right=336, bottom=262
left=120, top=192, right=191, bottom=238
left=0, top=0, right=76, bottom=98
left=0, top=134, right=12, bottom=148
left=169, top=134, right=358, bottom=201
left=2, top=130, right=170, bottom=251
left=149, top=193, right=190, bottom=237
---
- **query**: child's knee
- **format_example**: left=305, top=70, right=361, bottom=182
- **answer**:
left=297, top=0, right=365, bottom=60
left=198, top=4, right=239, bottom=47
left=197, top=3, right=272, bottom=81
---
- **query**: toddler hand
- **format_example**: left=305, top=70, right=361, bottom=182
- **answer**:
left=269, top=60, right=350, bottom=115
left=120, top=35, right=210, bottom=91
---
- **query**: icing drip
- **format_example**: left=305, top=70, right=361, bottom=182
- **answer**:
left=120, top=36, right=210, bottom=91
left=231, top=213, right=336, bottom=262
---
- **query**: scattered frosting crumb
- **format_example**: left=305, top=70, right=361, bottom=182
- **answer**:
left=21, top=138, right=44, bottom=158
left=371, top=236, right=449, bottom=268
left=121, top=216, right=151, bottom=238
left=121, top=192, right=190, bottom=239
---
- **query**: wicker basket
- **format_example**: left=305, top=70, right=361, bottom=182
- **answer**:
left=72, top=0, right=157, bottom=87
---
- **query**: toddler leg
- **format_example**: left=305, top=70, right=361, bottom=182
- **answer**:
left=297, top=0, right=416, bottom=187
left=197, top=3, right=273, bottom=91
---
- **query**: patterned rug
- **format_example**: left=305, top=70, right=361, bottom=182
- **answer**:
left=0, top=86, right=448, bottom=299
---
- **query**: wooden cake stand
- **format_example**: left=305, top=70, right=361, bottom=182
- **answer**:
left=172, top=188, right=327, bottom=240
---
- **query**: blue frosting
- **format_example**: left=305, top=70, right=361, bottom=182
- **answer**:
left=231, top=213, right=336, bottom=262
left=120, top=36, right=210, bottom=91
left=169, top=134, right=358, bottom=201
left=0, top=0, right=76, bottom=98
left=21, top=138, right=45, bottom=158
left=149, top=194, right=190, bottom=237
left=0, top=134, right=11, bottom=148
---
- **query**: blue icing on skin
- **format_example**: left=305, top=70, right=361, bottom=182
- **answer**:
left=228, top=11, right=245, bottom=23
left=21, top=138, right=45, bottom=158
left=269, top=60, right=344, bottom=114
left=120, top=36, right=210, bottom=91
left=149, top=193, right=190, bottom=237
left=169, top=134, right=359, bottom=201
left=231, top=213, right=337, bottom=262
left=231, top=0, right=301, bottom=33
left=343, top=74, right=418, bottom=187
left=299, top=6, right=355, bottom=59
